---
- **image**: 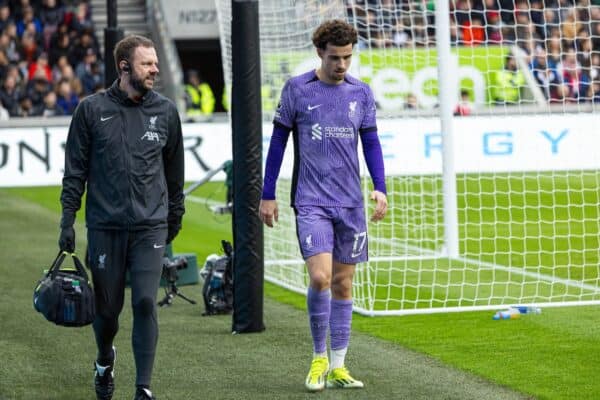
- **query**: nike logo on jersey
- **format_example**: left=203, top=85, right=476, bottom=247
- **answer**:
left=100, top=115, right=116, bottom=121
left=153, top=244, right=164, bottom=249
left=307, top=104, right=322, bottom=111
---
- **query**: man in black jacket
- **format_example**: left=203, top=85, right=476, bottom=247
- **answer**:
left=59, top=35, right=185, bottom=400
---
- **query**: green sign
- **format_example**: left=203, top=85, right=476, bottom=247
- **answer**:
left=262, top=46, right=510, bottom=111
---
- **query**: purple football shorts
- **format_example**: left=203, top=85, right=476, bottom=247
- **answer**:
left=294, top=205, right=368, bottom=264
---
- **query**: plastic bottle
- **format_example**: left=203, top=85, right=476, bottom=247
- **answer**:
left=492, top=308, right=521, bottom=320
left=511, top=306, right=542, bottom=315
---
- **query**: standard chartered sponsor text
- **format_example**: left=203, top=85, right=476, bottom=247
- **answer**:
left=324, top=126, right=354, bottom=139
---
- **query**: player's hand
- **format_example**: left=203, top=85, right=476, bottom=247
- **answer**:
left=166, top=225, right=180, bottom=244
left=59, top=226, right=75, bottom=253
left=370, top=190, right=388, bottom=222
left=259, top=199, right=278, bottom=228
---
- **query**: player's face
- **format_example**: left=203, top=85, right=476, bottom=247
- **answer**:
left=129, top=46, right=159, bottom=93
left=317, top=43, right=353, bottom=84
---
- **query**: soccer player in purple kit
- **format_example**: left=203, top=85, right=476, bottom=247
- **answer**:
left=259, top=20, right=388, bottom=392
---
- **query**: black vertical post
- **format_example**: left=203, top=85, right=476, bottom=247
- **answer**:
left=104, top=0, right=124, bottom=85
left=231, top=0, right=265, bottom=334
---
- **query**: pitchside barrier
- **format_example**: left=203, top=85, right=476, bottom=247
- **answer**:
left=0, top=116, right=596, bottom=186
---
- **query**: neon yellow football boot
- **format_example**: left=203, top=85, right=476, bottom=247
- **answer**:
left=326, top=366, right=364, bottom=389
left=304, top=356, right=329, bottom=392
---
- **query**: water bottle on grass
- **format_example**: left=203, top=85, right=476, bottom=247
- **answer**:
left=492, top=308, right=520, bottom=320
left=511, top=306, right=542, bottom=315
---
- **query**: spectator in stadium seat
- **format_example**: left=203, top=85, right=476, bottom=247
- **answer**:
left=561, top=8, right=581, bottom=47
left=546, top=28, right=563, bottom=68
left=530, top=47, right=564, bottom=101
left=75, top=47, right=100, bottom=93
left=3, top=62, right=22, bottom=86
left=79, top=60, right=104, bottom=96
left=449, top=18, right=462, bottom=46
left=184, top=69, right=215, bottom=118
left=48, top=21, right=69, bottom=50
left=0, top=47, right=8, bottom=78
left=51, top=53, right=68, bottom=81
left=485, top=11, right=503, bottom=44
left=540, top=8, right=558, bottom=40
left=48, top=32, right=70, bottom=67
left=40, top=89, right=63, bottom=117
left=575, top=30, right=593, bottom=69
left=404, top=92, right=420, bottom=109
left=26, top=69, right=51, bottom=108
left=391, top=19, right=411, bottom=47
left=491, top=54, right=526, bottom=104
left=40, top=0, right=64, bottom=48
left=0, top=74, right=21, bottom=116
left=0, top=3, right=13, bottom=33
left=462, top=16, right=486, bottom=46
left=16, top=93, right=41, bottom=116
left=12, top=0, right=39, bottom=21
left=557, top=47, right=589, bottom=102
left=55, top=76, right=78, bottom=114
left=68, top=30, right=96, bottom=69
left=28, top=51, right=52, bottom=82
left=454, top=89, right=473, bottom=115
left=1, top=22, right=21, bottom=64
left=59, top=35, right=184, bottom=400
left=18, top=31, right=39, bottom=64
left=69, top=1, right=93, bottom=34
left=15, top=6, right=41, bottom=38
left=589, top=80, right=600, bottom=102
left=57, top=62, right=83, bottom=96
left=260, top=19, right=387, bottom=393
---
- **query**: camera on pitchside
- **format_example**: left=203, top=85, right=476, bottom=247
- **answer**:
left=158, top=256, right=196, bottom=307
left=161, top=256, right=187, bottom=283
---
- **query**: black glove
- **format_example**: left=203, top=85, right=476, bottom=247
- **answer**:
left=59, top=226, right=75, bottom=253
left=166, top=224, right=180, bottom=245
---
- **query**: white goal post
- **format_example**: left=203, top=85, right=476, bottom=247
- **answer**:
left=216, top=0, right=600, bottom=315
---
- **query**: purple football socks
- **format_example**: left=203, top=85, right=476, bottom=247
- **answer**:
left=330, top=298, right=353, bottom=351
left=307, top=287, right=331, bottom=354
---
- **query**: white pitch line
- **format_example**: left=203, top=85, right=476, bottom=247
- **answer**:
left=185, top=194, right=223, bottom=207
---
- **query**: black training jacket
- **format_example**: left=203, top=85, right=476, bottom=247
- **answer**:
left=60, top=80, right=185, bottom=232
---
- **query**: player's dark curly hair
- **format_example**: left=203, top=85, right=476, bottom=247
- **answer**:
left=312, top=20, right=358, bottom=50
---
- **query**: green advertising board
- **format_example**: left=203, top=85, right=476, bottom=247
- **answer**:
left=262, top=46, right=509, bottom=112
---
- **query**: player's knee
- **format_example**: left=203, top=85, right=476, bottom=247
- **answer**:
left=310, top=272, right=331, bottom=291
left=132, top=297, right=155, bottom=317
left=331, top=276, right=352, bottom=298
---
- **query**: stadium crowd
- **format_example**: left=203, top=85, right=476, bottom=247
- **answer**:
left=347, top=0, right=600, bottom=104
left=0, top=0, right=101, bottom=119
left=2, top=0, right=599, bottom=119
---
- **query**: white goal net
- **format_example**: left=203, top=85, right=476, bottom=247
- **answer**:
left=216, top=0, right=600, bottom=315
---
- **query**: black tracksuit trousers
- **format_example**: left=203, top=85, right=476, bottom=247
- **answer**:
left=87, top=227, right=167, bottom=387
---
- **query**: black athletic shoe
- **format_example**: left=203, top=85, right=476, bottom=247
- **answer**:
left=94, top=347, right=116, bottom=400
left=134, top=388, right=156, bottom=400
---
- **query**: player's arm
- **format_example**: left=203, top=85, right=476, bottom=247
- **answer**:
left=59, top=101, right=90, bottom=251
left=360, top=129, right=387, bottom=222
left=260, top=123, right=291, bottom=227
left=164, top=104, right=185, bottom=244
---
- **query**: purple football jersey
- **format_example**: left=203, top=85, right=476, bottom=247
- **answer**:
left=274, top=70, right=377, bottom=207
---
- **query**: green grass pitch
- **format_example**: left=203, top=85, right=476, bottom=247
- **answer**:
left=1, top=179, right=599, bottom=399
left=269, top=171, right=600, bottom=313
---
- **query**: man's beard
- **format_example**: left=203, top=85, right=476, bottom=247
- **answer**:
left=130, top=71, right=152, bottom=95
